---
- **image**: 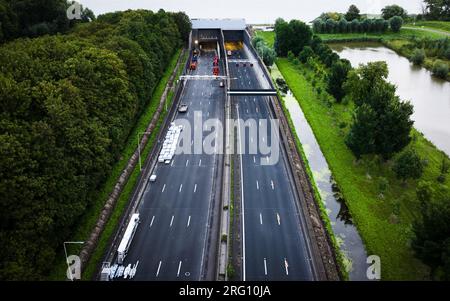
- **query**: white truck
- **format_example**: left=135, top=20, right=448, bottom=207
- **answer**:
left=117, top=213, right=140, bottom=265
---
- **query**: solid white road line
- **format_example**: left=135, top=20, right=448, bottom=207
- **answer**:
left=156, top=261, right=162, bottom=277
left=264, top=258, right=268, bottom=275
left=237, top=104, right=246, bottom=281
left=179, top=184, right=183, bottom=192
left=284, top=258, right=289, bottom=275
left=186, top=160, right=189, bottom=167
left=162, top=184, right=166, bottom=193
left=260, top=213, right=263, bottom=225
left=277, top=213, right=281, bottom=225
left=271, top=180, right=274, bottom=190
left=187, top=216, right=191, bottom=227
left=256, top=180, right=259, bottom=190
left=170, top=215, right=174, bottom=227
left=177, top=261, right=182, bottom=277
left=194, top=184, right=197, bottom=193
left=150, top=216, right=155, bottom=228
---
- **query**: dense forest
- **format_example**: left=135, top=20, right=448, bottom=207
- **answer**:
left=0, top=0, right=190, bottom=280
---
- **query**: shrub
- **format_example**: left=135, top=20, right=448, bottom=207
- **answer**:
left=389, top=16, right=403, bottom=33
left=432, top=60, right=449, bottom=79
left=298, top=46, right=314, bottom=63
left=411, top=48, right=425, bottom=65
left=393, top=150, right=424, bottom=182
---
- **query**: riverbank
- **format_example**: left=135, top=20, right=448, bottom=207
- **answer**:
left=274, top=57, right=450, bottom=280
left=256, top=30, right=449, bottom=81
left=317, top=30, right=450, bottom=81
left=48, top=49, right=187, bottom=280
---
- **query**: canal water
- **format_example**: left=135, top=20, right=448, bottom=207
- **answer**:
left=331, top=42, right=450, bottom=157
left=270, top=65, right=370, bottom=281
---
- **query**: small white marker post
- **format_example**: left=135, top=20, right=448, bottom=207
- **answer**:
left=156, top=261, right=162, bottom=277
left=177, top=261, right=182, bottom=277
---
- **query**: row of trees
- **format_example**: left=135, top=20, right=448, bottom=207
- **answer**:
left=313, top=18, right=394, bottom=34
left=0, top=0, right=95, bottom=43
left=252, top=36, right=276, bottom=66
left=0, top=9, right=191, bottom=280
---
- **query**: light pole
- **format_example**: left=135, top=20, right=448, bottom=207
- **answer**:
left=137, top=132, right=152, bottom=171
left=63, top=241, right=84, bottom=281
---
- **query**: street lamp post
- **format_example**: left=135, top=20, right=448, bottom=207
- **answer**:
left=63, top=241, right=84, bottom=281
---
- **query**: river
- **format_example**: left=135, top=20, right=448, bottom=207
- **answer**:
left=331, top=42, right=450, bottom=157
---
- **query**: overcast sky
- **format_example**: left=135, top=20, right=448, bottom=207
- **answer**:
left=78, top=0, right=425, bottom=23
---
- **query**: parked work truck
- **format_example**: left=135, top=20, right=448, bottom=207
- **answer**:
left=117, top=213, right=140, bottom=265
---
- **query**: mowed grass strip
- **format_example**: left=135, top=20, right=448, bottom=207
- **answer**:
left=276, top=58, right=449, bottom=280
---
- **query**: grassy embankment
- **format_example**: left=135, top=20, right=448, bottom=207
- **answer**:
left=273, top=57, right=450, bottom=280
left=49, top=49, right=187, bottom=280
left=405, top=21, right=450, bottom=33
left=318, top=28, right=450, bottom=80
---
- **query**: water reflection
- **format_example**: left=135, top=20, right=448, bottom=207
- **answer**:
left=331, top=42, right=450, bottom=156
left=277, top=85, right=369, bottom=280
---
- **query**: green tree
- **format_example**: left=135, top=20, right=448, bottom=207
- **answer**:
left=344, top=62, right=414, bottom=159
left=327, top=59, right=352, bottom=102
left=416, top=181, right=434, bottom=207
left=325, top=19, right=337, bottom=33
left=382, top=5, right=408, bottom=20
left=389, top=16, right=403, bottom=33
left=345, top=103, right=378, bottom=159
left=432, top=60, right=449, bottom=79
left=412, top=194, right=450, bottom=280
left=338, top=18, right=349, bottom=33
left=289, top=19, right=312, bottom=56
left=424, top=0, right=450, bottom=20
left=411, top=48, right=426, bottom=65
left=393, top=150, right=424, bottom=181
left=298, top=46, right=314, bottom=63
left=345, top=4, right=361, bottom=21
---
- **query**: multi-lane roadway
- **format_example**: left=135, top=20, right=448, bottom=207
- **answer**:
left=118, top=51, right=225, bottom=280
left=228, top=44, right=316, bottom=281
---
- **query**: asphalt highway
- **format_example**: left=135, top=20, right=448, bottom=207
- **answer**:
left=228, top=44, right=315, bottom=281
left=116, top=51, right=225, bottom=281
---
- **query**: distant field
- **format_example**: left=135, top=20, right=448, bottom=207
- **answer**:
left=407, top=21, right=450, bottom=33
left=318, top=28, right=448, bottom=41
left=255, top=30, right=275, bottom=47
left=254, top=28, right=447, bottom=47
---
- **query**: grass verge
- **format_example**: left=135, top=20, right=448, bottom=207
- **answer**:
left=276, top=58, right=450, bottom=280
left=269, top=65, right=348, bottom=280
left=48, top=48, right=186, bottom=280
